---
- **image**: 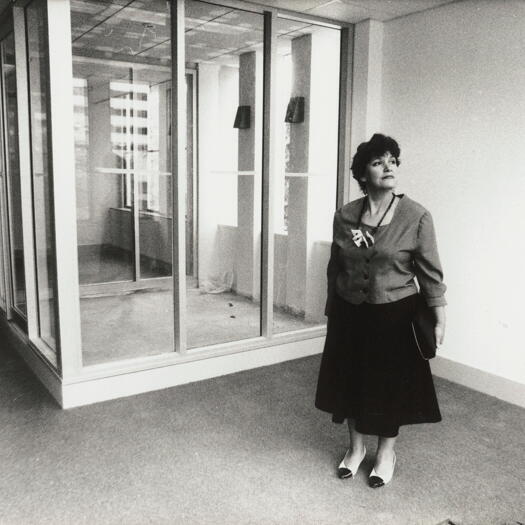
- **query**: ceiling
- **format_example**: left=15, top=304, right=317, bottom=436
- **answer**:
left=247, top=0, right=456, bottom=23
left=0, top=0, right=457, bottom=24
left=0, top=0, right=458, bottom=81
left=70, top=0, right=333, bottom=70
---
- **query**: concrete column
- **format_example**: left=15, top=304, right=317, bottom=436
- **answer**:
left=284, top=30, right=340, bottom=322
left=234, top=50, right=262, bottom=300
left=284, top=35, right=311, bottom=315
left=305, top=29, right=340, bottom=322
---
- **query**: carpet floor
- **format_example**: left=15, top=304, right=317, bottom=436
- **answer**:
left=1, top=342, right=524, bottom=525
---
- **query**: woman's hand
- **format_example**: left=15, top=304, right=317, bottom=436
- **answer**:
left=432, top=306, right=446, bottom=348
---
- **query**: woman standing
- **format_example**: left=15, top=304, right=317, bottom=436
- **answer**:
left=315, top=133, right=447, bottom=488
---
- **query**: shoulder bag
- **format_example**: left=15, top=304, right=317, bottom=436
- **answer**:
left=411, top=294, right=437, bottom=360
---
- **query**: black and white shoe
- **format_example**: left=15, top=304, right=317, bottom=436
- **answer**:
left=337, top=446, right=367, bottom=479
left=368, top=452, right=396, bottom=488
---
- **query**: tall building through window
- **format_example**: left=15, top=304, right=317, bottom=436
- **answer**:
left=109, top=81, right=156, bottom=211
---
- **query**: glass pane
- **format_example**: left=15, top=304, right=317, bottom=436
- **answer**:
left=2, top=33, right=27, bottom=317
left=73, top=76, right=134, bottom=285
left=272, top=20, right=340, bottom=334
left=0, top=175, right=6, bottom=312
left=185, top=73, right=195, bottom=277
left=185, top=1, right=263, bottom=348
left=71, top=0, right=174, bottom=365
left=0, top=89, right=6, bottom=312
left=137, top=76, right=172, bottom=279
left=26, top=0, right=58, bottom=350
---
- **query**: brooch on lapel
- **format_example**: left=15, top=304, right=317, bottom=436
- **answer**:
left=352, top=193, right=396, bottom=248
left=351, top=229, right=374, bottom=248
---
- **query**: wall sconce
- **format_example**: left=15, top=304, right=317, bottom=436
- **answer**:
left=285, top=96, right=305, bottom=123
left=233, top=105, right=251, bottom=129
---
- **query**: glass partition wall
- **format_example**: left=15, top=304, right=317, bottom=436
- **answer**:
left=1, top=0, right=345, bottom=372
left=0, top=37, right=9, bottom=314
left=70, top=0, right=174, bottom=364
left=26, top=0, right=58, bottom=353
left=0, top=116, right=6, bottom=314
left=69, top=0, right=342, bottom=366
left=272, top=19, right=340, bottom=334
left=1, top=32, right=27, bottom=322
left=184, top=1, right=264, bottom=348
left=0, top=26, right=28, bottom=326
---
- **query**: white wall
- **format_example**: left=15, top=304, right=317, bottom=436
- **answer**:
left=350, top=19, right=383, bottom=152
left=379, top=0, right=525, bottom=385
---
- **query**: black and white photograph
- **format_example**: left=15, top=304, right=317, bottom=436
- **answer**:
left=0, top=0, right=524, bottom=523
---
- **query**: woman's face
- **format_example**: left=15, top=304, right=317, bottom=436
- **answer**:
left=362, top=151, right=398, bottom=192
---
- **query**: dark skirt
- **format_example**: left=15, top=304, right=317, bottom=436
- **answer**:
left=315, top=293, right=441, bottom=437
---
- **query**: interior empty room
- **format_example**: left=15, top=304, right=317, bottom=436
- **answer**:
left=0, top=0, right=523, bottom=523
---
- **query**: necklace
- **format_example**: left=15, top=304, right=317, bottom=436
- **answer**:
left=351, top=193, right=396, bottom=248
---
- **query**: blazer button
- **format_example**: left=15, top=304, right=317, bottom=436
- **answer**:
left=362, top=288, right=368, bottom=294
left=363, top=273, right=369, bottom=280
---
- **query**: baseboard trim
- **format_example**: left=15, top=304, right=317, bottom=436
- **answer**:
left=431, top=356, right=525, bottom=409
left=61, top=337, right=325, bottom=408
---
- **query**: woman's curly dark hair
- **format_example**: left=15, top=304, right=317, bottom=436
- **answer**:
left=351, top=133, right=401, bottom=194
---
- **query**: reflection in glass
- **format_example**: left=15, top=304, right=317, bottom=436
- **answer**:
left=26, top=0, right=57, bottom=349
left=185, top=0, right=263, bottom=348
left=2, top=33, right=27, bottom=317
left=273, top=20, right=340, bottom=334
left=71, top=0, right=174, bottom=365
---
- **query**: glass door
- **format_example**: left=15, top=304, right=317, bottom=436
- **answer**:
left=72, top=6, right=179, bottom=293
left=135, top=68, right=173, bottom=281
left=73, top=70, right=136, bottom=286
